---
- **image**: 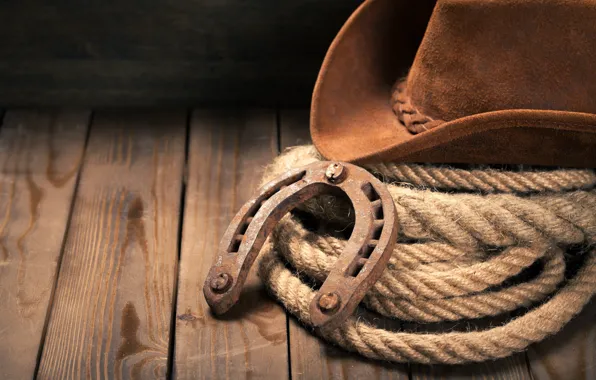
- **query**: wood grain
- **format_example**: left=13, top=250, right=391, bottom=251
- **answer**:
left=173, top=109, right=287, bottom=379
left=411, top=352, right=531, bottom=380
left=37, top=110, right=186, bottom=379
left=527, top=299, right=596, bottom=380
left=280, top=109, right=409, bottom=380
left=0, top=1, right=362, bottom=106
left=0, top=60, right=321, bottom=107
left=0, top=109, right=89, bottom=380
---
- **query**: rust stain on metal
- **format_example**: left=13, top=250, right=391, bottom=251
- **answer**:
left=318, top=292, right=341, bottom=313
left=325, top=162, right=346, bottom=183
left=210, top=272, right=232, bottom=293
left=202, top=161, right=398, bottom=332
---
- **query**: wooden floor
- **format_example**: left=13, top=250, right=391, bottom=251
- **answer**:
left=0, top=108, right=594, bottom=380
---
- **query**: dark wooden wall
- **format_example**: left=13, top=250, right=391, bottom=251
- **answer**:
left=0, top=0, right=363, bottom=107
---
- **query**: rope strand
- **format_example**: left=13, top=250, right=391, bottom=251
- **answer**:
left=256, top=145, right=596, bottom=364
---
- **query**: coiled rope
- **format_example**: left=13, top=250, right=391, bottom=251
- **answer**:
left=256, top=145, right=596, bottom=364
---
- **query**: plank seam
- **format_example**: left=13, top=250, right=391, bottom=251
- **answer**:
left=166, top=108, right=192, bottom=380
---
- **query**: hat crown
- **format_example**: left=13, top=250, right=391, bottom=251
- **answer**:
left=406, top=0, right=596, bottom=124
left=310, top=0, right=596, bottom=167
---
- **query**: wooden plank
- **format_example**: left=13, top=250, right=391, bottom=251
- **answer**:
left=37, top=110, right=186, bottom=379
left=0, top=1, right=362, bottom=106
left=0, top=109, right=89, bottom=379
left=174, top=109, right=287, bottom=379
left=412, top=350, right=531, bottom=380
left=527, top=299, right=596, bottom=379
left=280, top=109, right=410, bottom=380
left=0, top=2, right=359, bottom=60
left=0, top=60, right=320, bottom=107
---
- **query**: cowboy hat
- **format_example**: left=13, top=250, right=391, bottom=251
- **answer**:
left=310, top=0, right=596, bottom=167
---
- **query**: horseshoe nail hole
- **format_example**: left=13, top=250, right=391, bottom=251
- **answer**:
left=361, top=243, right=376, bottom=259
left=229, top=236, right=243, bottom=253
left=371, top=199, right=381, bottom=207
left=248, top=171, right=307, bottom=218
left=237, top=221, right=250, bottom=235
left=362, top=183, right=380, bottom=202
left=268, top=170, right=306, bottom=198
left=247, top=205, right=260, bottom=217
left=293, top=170, right=307, bottom=182
left=347, top=259, right=367, bottom=277
left=372, top=221, right=383, bottom=240
left=372, top=201, right=384, bottom=219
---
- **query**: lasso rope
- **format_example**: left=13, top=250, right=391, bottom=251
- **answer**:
left=256, top=145, right=596, bottom=364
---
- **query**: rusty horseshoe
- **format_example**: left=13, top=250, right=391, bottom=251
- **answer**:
left=203, top=161, right=398, bottom=331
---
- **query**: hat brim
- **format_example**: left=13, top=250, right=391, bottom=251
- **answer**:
left=310, top=0, right=596, bottom=167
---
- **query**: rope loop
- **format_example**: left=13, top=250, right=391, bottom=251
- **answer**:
left=258, top=145, right=596, bottom=364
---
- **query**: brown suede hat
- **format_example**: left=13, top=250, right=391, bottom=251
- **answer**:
left=310, top=0, right=596, bottom=168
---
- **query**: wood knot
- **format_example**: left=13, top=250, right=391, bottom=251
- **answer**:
left=128, top=196, right=144, bottom=220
